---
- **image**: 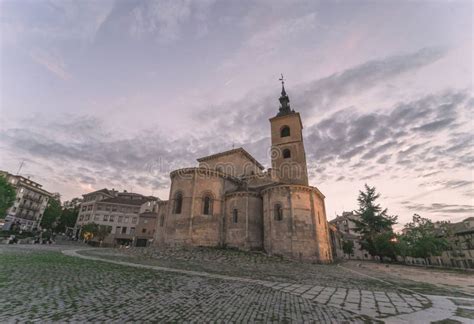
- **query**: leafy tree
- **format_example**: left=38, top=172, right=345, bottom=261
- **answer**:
left=353, top=184, right=397, bottom=260
left=81, top=223, right=99, bottom=240
left=0, top=175, right=16, bottom=219
left=342, top=240, right=354, bottom=256
left=81, top=223, right=111, bottom=243
left=40, top=198, right=62, bottom=230
left=401, top=214, right=448, bottom=260
left=56, top=206, right=79, bottom=233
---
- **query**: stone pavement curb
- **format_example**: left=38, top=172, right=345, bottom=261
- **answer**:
left=63, top=248, right=474, bottom=323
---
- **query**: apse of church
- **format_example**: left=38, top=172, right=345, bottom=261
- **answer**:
left=153, top=78, right=333, bottom=263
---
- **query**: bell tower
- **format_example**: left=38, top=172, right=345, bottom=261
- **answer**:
left=269, top=75, right=309, bottom=185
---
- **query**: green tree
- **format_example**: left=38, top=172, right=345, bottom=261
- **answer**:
left=353, top=184, right=398, bottom=260
left=0, top=175, right=16, bottom=219
left=40, top=198, right=62, bottom=230
left=81, top=222, right=99, bottom=240
left=56, top=206, right=79, bottom=233
left=342, top=240, right=354, bottom=256
left=81, top=223, right=111, bottom=244
left=401, top=214, right=448, bottom=260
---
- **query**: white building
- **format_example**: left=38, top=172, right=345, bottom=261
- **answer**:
left=74, top=188, right=158, bottom=245
left=1, top=170, right=53, bottom=231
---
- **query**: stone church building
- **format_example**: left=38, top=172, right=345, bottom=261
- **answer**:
left=154, top=82, right=333, bottom=263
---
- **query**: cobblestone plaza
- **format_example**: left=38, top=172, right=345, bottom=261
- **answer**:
left=0, top=244, right=473, bottom=323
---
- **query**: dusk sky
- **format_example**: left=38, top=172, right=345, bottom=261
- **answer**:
left=0, top=0, right=472, bottom=227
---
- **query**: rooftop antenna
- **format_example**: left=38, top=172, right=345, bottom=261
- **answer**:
left=16, top=160, right=24, bottom=175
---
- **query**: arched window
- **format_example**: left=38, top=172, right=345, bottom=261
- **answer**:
left=283, top=149, right=291, bottom=159
left=281, top=126, right=290, bottom=137
left=232, top=209, right=238, bottom=223
left=203, top=195, right=212, bottom=215
left=274, top=204, right=283, bottom=221
left=160, top=214, right=165, bottom=227
left=174, top=192, right=183, bottom=214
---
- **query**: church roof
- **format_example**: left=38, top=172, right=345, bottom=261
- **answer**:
left=197, top=147, right=265, bottom=170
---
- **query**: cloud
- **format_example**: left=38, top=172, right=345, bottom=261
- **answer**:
left=295, top=47, right=448, bottom=112
left=129, top=0, right=215, bottom=42
left=402, top=202, right=474, bottom=215
left=413, top=118, right=456, bottom=132
left=29, top=48, right=71, bottom=80
left=304, top=90, right=471, bottom=167
left=197, top=46, right=450, bottom=144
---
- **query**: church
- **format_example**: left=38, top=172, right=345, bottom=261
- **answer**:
left=154, top=80, right=333, bottom=263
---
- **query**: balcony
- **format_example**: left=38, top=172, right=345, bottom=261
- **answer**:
left=23, top=194, right=43, bottom=203
left=19, top=203, right=40, bottom=212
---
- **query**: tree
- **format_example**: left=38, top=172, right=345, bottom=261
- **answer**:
left=400, top=214, right=448, bottom=260
left=342, top=240, right=354, bottom=256
left=56, top=205, right=79, bottom=233
left=0, top=175, right=16, bottom=219
left=353, top=184, right=398, bottom=260
left=81, top=223, right=111, bottom=244
left=40, top=198, right=62, bottom=230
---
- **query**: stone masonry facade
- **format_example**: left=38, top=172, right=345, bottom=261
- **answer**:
left=153, top=84, right=333, bottom=263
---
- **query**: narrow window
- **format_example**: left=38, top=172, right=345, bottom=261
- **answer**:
left=232, top=209, right=238, bottom=223
left=274, top=204, right=283, bottom=221
left=281, top=126, right=290, bottom=137
left=283, top=149, right=291, bottom=159
left=160, top=214, right=165, bottom=227
left=174, top=192, right=183, bottom=214
left=203, top=196, right=212, bottom=215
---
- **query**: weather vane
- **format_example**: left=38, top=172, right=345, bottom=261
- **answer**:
left=279, top=73, right=285, bottom=86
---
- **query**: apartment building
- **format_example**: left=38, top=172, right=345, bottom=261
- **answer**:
left=329, top=211, right=372, bottom=260
left=1, top=170, right=53, bottom=231
left=74, top=188, right=158, bottom=245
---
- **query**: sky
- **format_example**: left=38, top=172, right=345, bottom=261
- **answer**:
left=0, top=0, right=472, bottom=228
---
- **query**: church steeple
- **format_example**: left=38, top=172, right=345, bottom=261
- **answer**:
left=277, top=74, right=294, bottom=117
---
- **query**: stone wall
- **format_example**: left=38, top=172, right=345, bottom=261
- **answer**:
left=224, top=192, right=263, bottom=250
left=262, top=185, right=332, bottom=263
left=198, top=152, right=262, bottom=177
left=163, top=168, right=239, bottom=247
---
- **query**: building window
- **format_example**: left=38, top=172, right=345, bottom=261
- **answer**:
left=281, top=126, right=290, bottom=137
left=142, top=228, right=147, bottom=233
left=203, top=195, right=212, bottom=215
left=97, top=205, right=103, bottom=211
left=103, top=215, right=108, bottom=222
left=130, top=227, right=135, bottom=234
left=94, top=215, right=100, bottom=221
left=274, top=204, right=283, bottom=221
left=121, top=227, right=127, bottom=234
left=132, top=217, right=137, bottom=224
left=105, top=205, right=110, bottom=211
left=116, top=226, right=121, bottom=233
left=232, top=209, right=238, bottom=223
left=160, top=214, right=165, bottom=227
left=118, top=216, right=123, bottom=223
left=174, top=192, right=183, bottom=214
left=124, top=216, right=129, bottom=223
left=109, top=215, right=114, bottom=222
left=283, top=149, right=291, bottom=159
